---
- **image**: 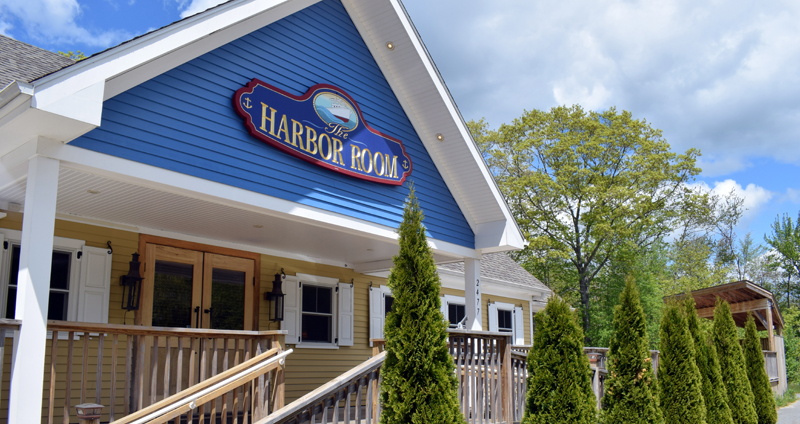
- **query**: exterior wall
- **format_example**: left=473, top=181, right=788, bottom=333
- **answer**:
left=0, top=212, right=139, bottom=422
left=440, top=287, right=532, bottom=346
left=68, top=0, right=474, bottom=248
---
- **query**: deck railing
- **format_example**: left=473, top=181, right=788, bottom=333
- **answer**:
left=43, top=320, right=285, bottom=424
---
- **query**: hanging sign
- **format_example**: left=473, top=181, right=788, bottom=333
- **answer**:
left=234, top=80, right=412, bottom=185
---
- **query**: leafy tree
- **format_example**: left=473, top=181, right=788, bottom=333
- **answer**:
left=522, top=296, right=596, bottom=424
left=734, top=233, right=767, bottom=282
left=58, top=50, right=87, bottom=61
left=470, top=107, right=700, bottom=341
left=782, top=307, right=800, bottom=385
left=601, top=278, right=663, bottom=424
left=685, top=297, right=734, bottom=424
left=380, top=187, right=465, bottom=424
left=713, top=299, right=758, bottom=424
left=764, top=212, right=800, bottom=309
left=742, top=315, right=777, bottom=424
left=658, top=302, right=706, bottom=424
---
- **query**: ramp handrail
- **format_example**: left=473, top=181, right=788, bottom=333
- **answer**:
left=259, top=351, right=386, bottom=424
left=112, top=347, right=292, bottom=424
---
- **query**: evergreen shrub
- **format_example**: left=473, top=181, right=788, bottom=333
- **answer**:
left=742, top=315, right=777, bottom=424
left=379, top=187, right=465, bottom=424
left=522, top=296, right=596, bottom=424
left=601, top=277, right=663, bottom=424
left=685, top=298, right=734, bottom=424
left=713, top=299, right=758, bottom=424
left=658, top=301, right=706, bottom=424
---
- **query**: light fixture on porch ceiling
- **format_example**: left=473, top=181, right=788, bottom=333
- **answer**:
left=120, top=252, right=143, bottom=311
left=386, top=41, right=395, bottom=50
left=266, top=269, right=286, bottom=322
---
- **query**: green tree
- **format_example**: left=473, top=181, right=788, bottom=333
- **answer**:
left=379, top=187, right=465, bottom=424
left=742, top=315, right=777, bottom=424
left=685, top=297, right=734, bottom=424
left=782, top=307, right=800, bottom=385
left=713, top=299, right=758, bottom=424
left=601, top=278, right=663, bottom=424
left=470, top=107, right=700, bottom=340
left=734, top=233, right=767, bottom=282
left=658, top=302, right=706, bottom=424
left=764, top=212, right=800, bottom=309
left=522, top=296, right=596, bottom=424
left=58, top=50, right=87, bottom=61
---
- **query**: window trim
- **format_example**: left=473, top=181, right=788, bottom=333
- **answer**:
left=491, top=301, right=517, bottom=334
left=291, top=273, right=340, bottom=350
left=0, top=229, right=85, bottom=322
left=442, top=294, right=466, bottom=328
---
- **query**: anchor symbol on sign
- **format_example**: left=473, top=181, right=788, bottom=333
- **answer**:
left=402, top=160, right=409, bottom=170
left=242, top=97, right=252, bottom=109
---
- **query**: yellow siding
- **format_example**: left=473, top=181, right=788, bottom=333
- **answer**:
left=440, top=287, right=531, bottom=345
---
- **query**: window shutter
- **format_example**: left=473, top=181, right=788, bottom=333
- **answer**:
left=76, top=246, right=113, bottom=323
left=337, top=282, right=354, bottom=346
left=369, top=287, right=384, bottom=346
left=440, top=296, right=448, bottom=321
left=282, top=278, right=300, bottom=344
left=488, top=303, right=498, bottom=332
left=514, top=306, right=525, bottom=345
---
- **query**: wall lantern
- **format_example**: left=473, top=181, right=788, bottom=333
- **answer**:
left=120, top=252, right=143, bottom=311
left=265, top=269, right=286, bottom=322
left=75, top=403, right=104, bottom=422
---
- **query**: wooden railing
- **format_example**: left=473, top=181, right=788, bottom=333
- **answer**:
left=0, top=318, right=21, bottom=419
left=43, top=320, right=285, bottom=424
left=112, top=347, right=291, bottom=424
left=260, top=351, right=385, bottom=424
left=509, top=351, right=528, bottom=423
left=764, top=351, right=779, bottom=383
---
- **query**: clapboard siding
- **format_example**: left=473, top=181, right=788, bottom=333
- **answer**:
left=70, top=0, right=475, bottom=248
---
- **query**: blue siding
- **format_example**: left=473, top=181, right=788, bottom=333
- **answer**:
left=70, top=0, right=474, bottom=248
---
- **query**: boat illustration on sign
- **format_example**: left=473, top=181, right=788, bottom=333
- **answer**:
left=314, top=92, right=358, bottom=131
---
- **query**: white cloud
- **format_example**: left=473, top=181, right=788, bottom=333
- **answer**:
left=0, top=0, right=130, bottom=48
left=692, top=179, right=774, bottom=222
left=783, top=188, right=800, bottom=204
left=402, top=0, right=800, bottom=175
left=0, top=20, right=12, bottom=36
left=178, top=0, right=226, bottom=18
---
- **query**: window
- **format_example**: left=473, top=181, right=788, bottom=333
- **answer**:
left=489, top=301, right=525, bottom=345
left=0, top=229, right=113, bottom=324
left=448, top=303, right=466, bottom=328
left=301, top=285, right=333, bottom=343
left=282, top=273, right=354, bottom=349
left=369, top=285, right=393, bottom=345
left=497, top=309, right=513, bottom=333
left=384, top=295, right=394, bottom=317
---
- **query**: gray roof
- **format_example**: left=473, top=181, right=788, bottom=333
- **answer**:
left=0, top=35, right=75, bottom=88
left=439, top=252, right=550, bottom=292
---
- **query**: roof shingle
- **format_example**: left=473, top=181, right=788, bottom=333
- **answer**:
left=0, top=35, right=75, bottom=89
left=439, top=252, right=550, bottom=292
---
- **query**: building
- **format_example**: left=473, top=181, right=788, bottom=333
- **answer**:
left=0, top=0, right=551, bottom=421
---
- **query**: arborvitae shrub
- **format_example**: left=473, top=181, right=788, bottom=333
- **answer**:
left=713, top=299, right=758, bottom=424
left=601, top=277, right=663, bottom=424
left=685, top=297, right=734, bottom=424
left=742, top=315, right=777, bottom=424
left=658, top=302, right=706, bottom=424
left=522, top=296, right=596, bottom=424
left=380, top=187, right=465, bottom=424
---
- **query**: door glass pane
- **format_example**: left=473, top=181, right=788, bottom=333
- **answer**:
left=210, top=268, right=246, bottom=330
left=152, top=261, right=194, bottom=328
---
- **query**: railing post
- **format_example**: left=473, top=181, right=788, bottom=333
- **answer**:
left=500, top=335, right=513, bottom=423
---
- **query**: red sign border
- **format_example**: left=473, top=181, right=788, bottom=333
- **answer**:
left=233, top=79, right=413, bottom=186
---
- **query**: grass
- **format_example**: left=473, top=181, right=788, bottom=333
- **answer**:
left=775, top=383, right=800, bottom=408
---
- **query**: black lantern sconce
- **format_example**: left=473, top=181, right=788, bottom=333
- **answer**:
left=120, top=252, right=143, bottom=311
left=265, top=269, right=286, bottom=322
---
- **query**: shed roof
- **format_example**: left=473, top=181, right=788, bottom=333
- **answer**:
left=666, top=280, right=784, bottom=332
left=0, top=36, right=74, bottom=88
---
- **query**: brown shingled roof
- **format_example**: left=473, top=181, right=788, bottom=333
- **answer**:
left=439, top=252, right=550, bottom=292
left=0, top=35, right=75, bottom=88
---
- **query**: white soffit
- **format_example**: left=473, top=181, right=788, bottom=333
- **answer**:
left=342, top=0, right=524, bottom=250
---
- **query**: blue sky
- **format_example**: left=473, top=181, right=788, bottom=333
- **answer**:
left=1, top=0, right=798, bottom=244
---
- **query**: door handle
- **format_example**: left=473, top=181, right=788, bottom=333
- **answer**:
left=204, top=307, right=213, bottom=314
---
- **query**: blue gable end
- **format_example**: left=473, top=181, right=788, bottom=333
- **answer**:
left=69, top=0, right=474, bottom=248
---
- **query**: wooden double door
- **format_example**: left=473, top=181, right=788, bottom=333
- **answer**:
left=143, top=244, right=255, bottom=330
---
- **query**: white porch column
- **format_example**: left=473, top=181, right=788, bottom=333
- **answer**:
left=464, top=258, right=482, bottom=331
left=9, top=155, right=59, bottom=422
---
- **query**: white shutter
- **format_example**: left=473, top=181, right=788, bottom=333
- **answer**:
left=337, top=282, right=354, bottom=346
left=488, top=303, right=498, bottom=332
left=76, top=246, right=113, bottom=323
left=514, top=306, right=525, bottom=345
left=282, top=278, right=300, bottom=344
left=369, top=287, right=384, bottom=346
left=440, top=296, right=448, bottom=322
